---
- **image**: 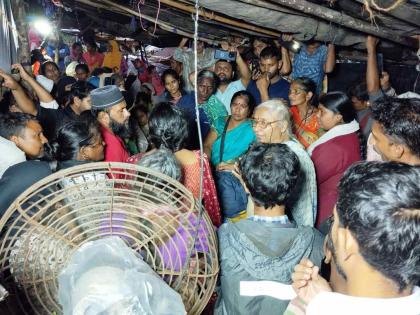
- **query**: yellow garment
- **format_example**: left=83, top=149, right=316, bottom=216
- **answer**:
left=229, top=210, right=248, bottom=223
left=102, top=40, right=122, bottom=72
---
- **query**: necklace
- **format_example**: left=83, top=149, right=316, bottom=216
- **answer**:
left=297, top=105, right=314, bottom=128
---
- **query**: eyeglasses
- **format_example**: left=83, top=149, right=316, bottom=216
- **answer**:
left=250, top=118, right=281, bottom=129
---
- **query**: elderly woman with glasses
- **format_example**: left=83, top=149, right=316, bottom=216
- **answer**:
left=251, top=99, right=317, bottom=227
left=204, top=91, right=257, bottom=221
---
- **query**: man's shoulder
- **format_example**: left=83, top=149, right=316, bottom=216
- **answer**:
left=228, top=79, right=246, bottom=91
left=307, top=287, right=420, bottom=315
left=274, top=78, right=290, bottom=88
left=218, top=221, right=246, bottom=243
left=101, top=128, right=121, bottom=145
left=246, top=80, right=257, bottom=90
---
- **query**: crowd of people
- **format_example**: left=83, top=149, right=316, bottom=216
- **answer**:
left=0, top=33, right=419, bottom=314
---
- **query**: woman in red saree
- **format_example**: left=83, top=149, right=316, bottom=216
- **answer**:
left=289, top=77, right=324, bottom=148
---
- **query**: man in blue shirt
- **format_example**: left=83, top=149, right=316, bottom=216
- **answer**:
left=247, top=46, right=290, bottom=105
left=215, top=46, right=251, bottom=113
left=291, top=40, right=335, bottom=95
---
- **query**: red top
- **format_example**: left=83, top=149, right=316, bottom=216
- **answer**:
left=101, top=125, right=129, bottom=163
left=83, top=51, right=104, bottom=72
left=311, top=133, right=361, bottom=227
left=182, top=150, right=222, bottom=227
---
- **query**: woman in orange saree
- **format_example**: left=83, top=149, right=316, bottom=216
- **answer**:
left=289, top=77, right=324, bottom=148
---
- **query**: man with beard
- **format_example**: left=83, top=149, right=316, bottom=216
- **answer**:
left=246, top=46, right=290, bottom=105
left=91, top=85, right=131, bottom=163
left=214, top=47, right=251, bottom=113
left=287, top=161, right=420, bottom=315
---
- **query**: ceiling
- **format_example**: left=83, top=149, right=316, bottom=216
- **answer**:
left=54, top=0, right=420, bottom=61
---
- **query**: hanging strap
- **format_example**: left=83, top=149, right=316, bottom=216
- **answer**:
left=219, top=116, right=231, bottom=164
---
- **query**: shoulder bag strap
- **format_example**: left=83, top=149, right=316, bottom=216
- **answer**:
left=219, top=116, right=231, bottom=164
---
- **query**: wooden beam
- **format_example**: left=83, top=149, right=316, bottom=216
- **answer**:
left=74, top=0, right=222, bottom=45
left=158, top=0, right=280, bottom=37
left=266, top=0, right=417, bottom=48
left=234, top=0, right=306, bottom=17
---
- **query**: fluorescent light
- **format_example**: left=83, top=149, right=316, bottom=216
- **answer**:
left=34, top=19, right=52, bottom=37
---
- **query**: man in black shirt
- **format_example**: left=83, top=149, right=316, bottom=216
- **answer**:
left=36, top=81, right=95, bottom=139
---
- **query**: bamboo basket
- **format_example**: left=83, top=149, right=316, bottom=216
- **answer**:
left=0, top=162, right=219, bottom=315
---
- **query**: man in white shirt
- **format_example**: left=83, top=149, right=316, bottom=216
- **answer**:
left=0, top=112, right=49, bottom=178
left=288, top=161, right=420, bottom=315
left=0, top=136, right=26, bottom=178
left=214, top=47, right=251, bottom=113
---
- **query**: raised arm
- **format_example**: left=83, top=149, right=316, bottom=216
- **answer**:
left=324, top=43, right=335, bottom=74
left=0, top=69, right=36, bottom=115
left=275, top=37, right=292, bottom=75
left=233, top=47, right=251, bottom=87
left=174, top=37, right=190, bottom=64
left=366, top=36, right=380, bottom=94
left=178, top=37, right=189, bottom=48
left=12, top=64, right=55, bottom=105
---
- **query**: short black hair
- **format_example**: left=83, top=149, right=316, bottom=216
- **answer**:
left=319, top=91, right=356, bottom=123
left=54, top=120, right=101, bottom=161
left=134, top=91, right=152, bottom=107
left=319, top=91, right=365, bottom=157
left=0, top=112, right=38, bottom=139
left=0, top=91, right=15, bottom=114
left=72, top=42, right=83, bottom=49
left=239, top=143, right=300, bottom=209
left=260, top=46, right=281, bottom=61
left=68, top=81, right=95, bottom=105
left=75, top=63, right=89, bottom=74
left=348, top=82, right=369, bottom=102
left=230, top=90, right=256, bottom=118
left=371, top=97, right=420, bottom=158
left=132, top=104, right=149, bottom=115
left=86, top=41, right=98, bottom=50
left=336, top=161, right=420, bottom=291
left=148, top=102, right=189, bottom=152
left=215, top=59, right=235, bottom=69
left=31, top=49, right=45, bottom=64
